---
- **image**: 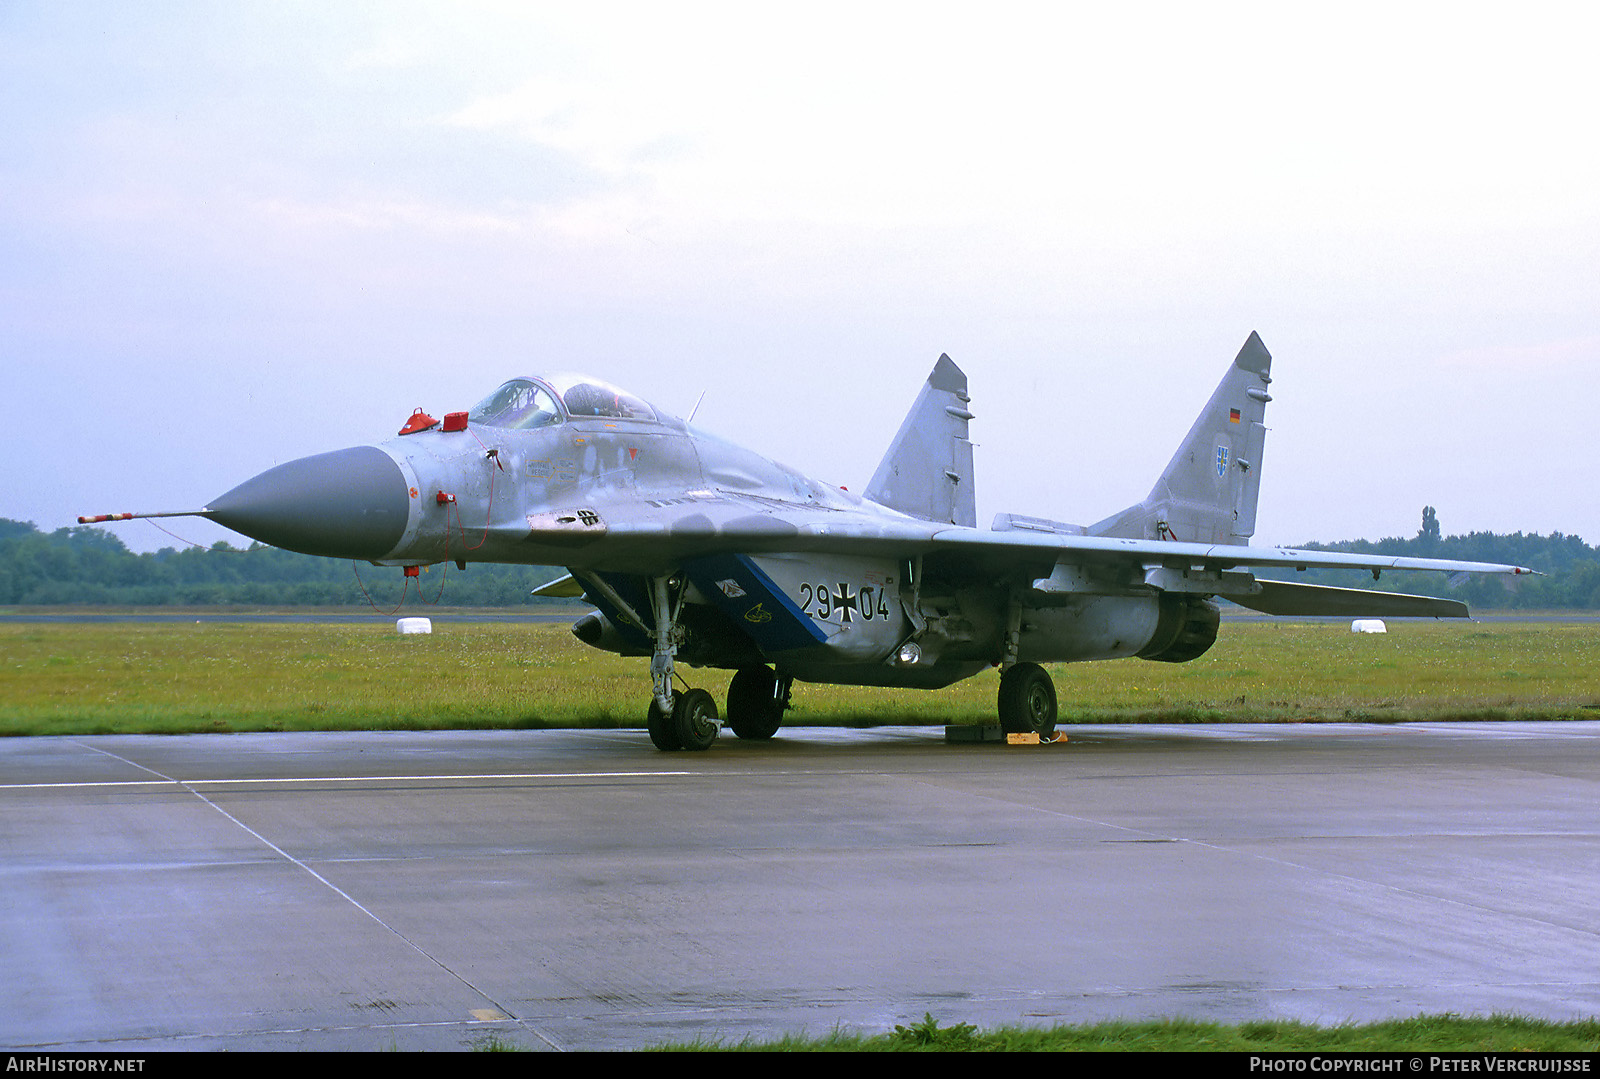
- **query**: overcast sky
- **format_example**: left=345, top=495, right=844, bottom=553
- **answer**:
left=5, top=2, right=1596, bottom=556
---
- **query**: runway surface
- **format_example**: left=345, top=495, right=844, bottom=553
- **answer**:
left=5, top=722, right=1599, bottom=1051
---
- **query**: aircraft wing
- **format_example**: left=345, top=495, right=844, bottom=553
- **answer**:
left=924, top=527, right=1535, bottom=578
left=915, top=527, right=1530, bottom=617
left=556, top=503, right=1527, bottom=620
left=541, top=499, right=1531, bottom=616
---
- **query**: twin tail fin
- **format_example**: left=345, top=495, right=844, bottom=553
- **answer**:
left=1090, top=332, right=1273, bottom=545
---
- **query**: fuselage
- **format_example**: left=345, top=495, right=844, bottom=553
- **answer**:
left=201, top=372, right=1207, bottom=691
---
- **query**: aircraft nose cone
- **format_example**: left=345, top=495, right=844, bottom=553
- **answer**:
left=208, top=446, right=411, bottom=559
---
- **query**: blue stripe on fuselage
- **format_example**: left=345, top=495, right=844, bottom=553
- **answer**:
left=684, top=554, right=826, bottom=654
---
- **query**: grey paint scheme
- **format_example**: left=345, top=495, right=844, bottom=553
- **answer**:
left=1090, top=331, right=1272, bottom=544
left=207, top=446, right=410, bottom=560
left=864, top=353, right=976, bottom=528
left=88, top=334, right=1533, bottom=744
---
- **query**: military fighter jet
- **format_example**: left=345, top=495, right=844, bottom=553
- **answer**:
left=83, top=333, right=1533, bottom=750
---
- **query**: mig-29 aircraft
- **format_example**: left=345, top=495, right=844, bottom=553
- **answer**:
left=82, top=333, right=1532, bottom=750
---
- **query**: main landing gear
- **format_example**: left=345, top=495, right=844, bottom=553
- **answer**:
left=994, top=588, right=1058, bottom=738
left=997, top=661, right=1058, bottom=738
left=726, top=665, right=791, bottom=740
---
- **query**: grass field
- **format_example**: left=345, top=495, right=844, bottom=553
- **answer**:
left=643, top=1013, right=1600, bottom=1052
left=4, top=617, right=1598, bottom=736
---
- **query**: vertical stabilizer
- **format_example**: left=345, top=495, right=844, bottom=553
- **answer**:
left=864, top=354, right=977, bottom=527
left=1089, top=332, right=1272, bottom=544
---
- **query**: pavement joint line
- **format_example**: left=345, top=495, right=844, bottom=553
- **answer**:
left=62, top=740, right=563, bottom=1050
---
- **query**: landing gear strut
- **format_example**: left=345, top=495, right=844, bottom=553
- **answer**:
left=994, top=586, right=1058, bottom=738
left=644, top=574, right=722, bottom=752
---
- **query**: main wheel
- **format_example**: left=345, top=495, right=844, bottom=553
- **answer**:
left=647, top=694, right=681, bottom=751
left=726, top=666, right=785, bottom=740
left=998, top=662, right=1058, bottom=737
left=672, top=687, right=721, bottom=751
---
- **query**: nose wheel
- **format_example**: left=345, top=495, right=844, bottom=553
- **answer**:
left=646, top=695, right=678, bottom=751
left=646, top=688, right=721, bottom=752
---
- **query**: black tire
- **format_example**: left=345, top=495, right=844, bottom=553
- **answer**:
left=672, top=688, right=721, bottom=751
left=998, top=662, right=1058, bottom=736
left=647, top=695, right=681, bottom=751
left=726, top=666, right=785, bottom=740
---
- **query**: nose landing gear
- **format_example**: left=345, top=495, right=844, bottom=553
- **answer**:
left=644, top=574, right=723, bottom=752
left=647, top=687, right=721, bottom=752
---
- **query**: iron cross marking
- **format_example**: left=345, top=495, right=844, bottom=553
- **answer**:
left=831, top=584, right=858, bottom=623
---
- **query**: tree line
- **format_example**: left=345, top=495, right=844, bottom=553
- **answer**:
left=0, top=519, right=564, bottom=607
left=1270, top=506, right=1600, bottom=610
left=2, top=511, right=1596, bottom=609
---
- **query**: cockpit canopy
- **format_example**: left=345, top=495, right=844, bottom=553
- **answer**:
left=467, top=374, right=657, bottom=429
